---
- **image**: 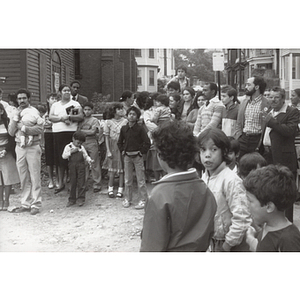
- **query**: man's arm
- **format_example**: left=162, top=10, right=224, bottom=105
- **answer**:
left=267, top=107, right=299, bottom=137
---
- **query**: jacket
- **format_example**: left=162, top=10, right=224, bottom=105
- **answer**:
left=201, top=162, right=252, bottom=247
left=222, top=103, right=239, bottom=136
left=234, top=96, right=269, bottom=139
left=265, top=105, right=299, bottom=173
left=140, top=168, right=217, bottom=251
left=117, top=122, right=150, bottom=155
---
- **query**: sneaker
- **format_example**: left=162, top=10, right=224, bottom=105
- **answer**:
left=30, top=207, right=39, bottom=215
left=14, top=207, right=30, bottom=213
left=122, top=199, right=131, bottom=208
left=135, top=200, right=145, bottom=210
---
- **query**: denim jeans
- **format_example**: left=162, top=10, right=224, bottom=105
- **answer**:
left=124, top=154, right=148, bottom=202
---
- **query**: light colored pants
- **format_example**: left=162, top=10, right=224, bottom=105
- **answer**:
left=124, top=154, right=148, bottom=202
left=84, top=140, right=102, bottom=189
left=15, top=144, right=42, bottom=209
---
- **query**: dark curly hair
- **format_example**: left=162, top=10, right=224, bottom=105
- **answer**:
left=106, top=103, right=124, bottom=119
left=152, top=120, right=197, bottom=171
left=197, top=128, right=231, bottom=165
left=243, top=164, right=297, bottom=211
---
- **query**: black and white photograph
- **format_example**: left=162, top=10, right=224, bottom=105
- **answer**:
left=1, top=1, right=300, bottom=299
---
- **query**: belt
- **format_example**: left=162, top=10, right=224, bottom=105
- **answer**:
left=242, top=132, right=261, bottom=137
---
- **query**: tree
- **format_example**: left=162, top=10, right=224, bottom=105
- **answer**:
left=174, top=49, right=226, bottom=84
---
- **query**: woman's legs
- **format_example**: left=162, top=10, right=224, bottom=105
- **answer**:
left=3, top=185, right=12, bottom=210
left=47, top=165, right=54, bottom=188
left=0, top=185, right=3, bottom=210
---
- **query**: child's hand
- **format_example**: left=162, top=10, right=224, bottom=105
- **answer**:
left=70, top=147, right=79, bottom=154
left=107, top=151, right=112, bottom=158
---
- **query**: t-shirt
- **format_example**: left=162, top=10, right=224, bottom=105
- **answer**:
left=51, top=100, right=81, bottom=132
left=256, top=224, right=300, bottom=252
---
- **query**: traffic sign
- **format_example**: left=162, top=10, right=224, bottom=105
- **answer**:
left=213, top=52, right=224, bottom=71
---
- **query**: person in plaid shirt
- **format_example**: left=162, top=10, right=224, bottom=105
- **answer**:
left=234, top=76, right=269, bottom=159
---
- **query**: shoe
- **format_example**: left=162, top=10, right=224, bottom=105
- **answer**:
left=93, top=188, right=101, bottom=193
left=48, top=183, right=54, bottom=189
left=66, top=201, right=76, bottom=207
left=116, top=192, right=123, bottom=198
left=14, top=207, right=30, bottom=213
left=108, top=191, right=114, bottom=198
left=135, top=200, right=146, bottom=210
left=30, top=207, right=39, bottom=215
left=122, top=199, right=131, bottom=208
left=77, top=199, right=85, bottom=207
left=54, top=185, right=65, bottom=194
left=2, top=201, right=9, bottom=211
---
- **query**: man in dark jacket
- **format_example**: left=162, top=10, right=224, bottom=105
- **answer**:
left=261, top=86, right=299, bottom=222
left=70, top=80, right=88, bottom=107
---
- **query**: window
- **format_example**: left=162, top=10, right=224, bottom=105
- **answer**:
left=149, top=49, right=154, bottom=58
left=135, top=49, right=142, bottom=57
left=137, top=69, right=142, bottom=86
left=74, top=49, right=81, bottom=78
left=52, top=50, right=61, bottom=92
left=149, top=70, right=154, bottom=86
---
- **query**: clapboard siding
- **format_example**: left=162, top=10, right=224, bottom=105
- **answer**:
left=0, top=49, right=21, bottom=100
left=0, top=49, right=75, bottom=105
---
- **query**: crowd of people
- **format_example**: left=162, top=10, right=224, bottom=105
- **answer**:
left=1, top=65, right=300, bottom=252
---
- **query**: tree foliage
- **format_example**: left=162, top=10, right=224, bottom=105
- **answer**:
left=174, top=49, right=225, bottom=84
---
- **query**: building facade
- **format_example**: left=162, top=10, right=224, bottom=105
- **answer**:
left=224, top=48, right=300, bottom=98
left=0, top=49, right=75, bottom=105
left=75, top=49, right=137, bottom=102
left=135, top=48, right=175, bottom=93
left=279, top=49, right=300, bottom=98
left=0, top=49, right=138, bottom=107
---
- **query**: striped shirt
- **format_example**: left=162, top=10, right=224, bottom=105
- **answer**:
left=243, top=94, right=263, bottom=134
left=193, top=96, right=225, bottom=137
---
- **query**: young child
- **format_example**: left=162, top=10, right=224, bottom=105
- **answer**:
left=151, top=94, right=171, bottom=125
left=238, top=152, right=267, bottom=179
left=140, top=120, right=217, bottom=251
left=62, top=131, right=93, bottom=207
left=243, top=164, right=300, bottom=251
left=19, top=106, right=44, bottom=148
left=227, top=136, right=240, bottom=173
left=118, top=106, right=151, bottom=209
left=78, top=102, right=102, bottom=193
left=104, top=103, right=128, bottom=198
left=198, top=128, right=252, bottom=251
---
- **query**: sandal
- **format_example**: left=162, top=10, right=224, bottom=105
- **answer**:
left=108, top=191, right=114, bottom=198
left=116, top=192, right=123, bottom=198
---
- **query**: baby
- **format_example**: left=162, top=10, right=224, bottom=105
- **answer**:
left=151, top=94, right=171, bottom=125
left=19, top=107, right=44, bottom=147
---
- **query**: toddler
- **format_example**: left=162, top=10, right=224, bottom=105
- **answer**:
left=244, top=164, right=300, bottom=251
left=62, top=131, right=93, bottom=207
left=151, top=94, right=171, bottom=125
left=198, top=128, right=252, bottom=251
left=19, top=107, right=44, bottom=147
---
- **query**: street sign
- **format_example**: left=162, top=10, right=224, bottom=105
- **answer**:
left=213, top=52, right=224, bottom=71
